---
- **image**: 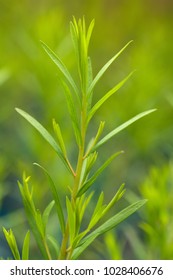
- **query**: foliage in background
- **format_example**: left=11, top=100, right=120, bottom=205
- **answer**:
left=126, top=163, right=173, bottom=260
left=1, top=17, right=155, bottom=260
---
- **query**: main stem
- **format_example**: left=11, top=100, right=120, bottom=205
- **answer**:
left=72, top=93, right=87, bottom=201
left=58, top=93, right=87, bottom=259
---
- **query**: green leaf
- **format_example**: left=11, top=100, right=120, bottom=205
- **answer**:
left=53, top=119, right=67, bottom=157
left=70, top=20, right=78, bottom=57
left=94, top=109, right=157, bottom=150
left=72, top=229, right=89, bottom=250
left=77, top=192, right=94, bottom=224
left=88, top=72, right=134, bottom=122
left=88, top=41, right=133, bottom=95
left=22, top=231, right=30, bottom=260
left=34, top=163, right=65, bottom=234
left=101, top=183, right=126, bottom=217
left=35, top=209, right=45, bottom=238
left=66, top=196, right=76, bottom=245
left=84, top=121, right=105, bottom=157
left=18, top=176, right=50, bottom=259
left=86, top=19, right=95, bottom=48
left=40, top=41, right=79, bottom=100
left=87, top=206, right=105, bottom=231
left=15, top=108, right=73, bottom=175
left=79, top=152, right=98, bottom=189
left=3, top=228, right=20, bottom=260
left=61, top=82, right=82, bottom=146
left=42, top=200, right=55, bottom=232
left=87, top=56, right=93, bottom=109
left=47, top=234, right=60, bottom=258
left=85, top=152, right=98, bottom=173
left=88, top=192, right=106, bottom=230
left=70, top=17, right=93, bottom=94
left=72, top=199, right=147, bottom=259
left=90, top=199, right=147, bottom=236
left=91, top=191, right=104, bottom=219
left=77, top=151, right=123, bottom=197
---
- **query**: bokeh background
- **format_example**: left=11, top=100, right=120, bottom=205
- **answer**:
left=0, top=0, right=173, bottom=259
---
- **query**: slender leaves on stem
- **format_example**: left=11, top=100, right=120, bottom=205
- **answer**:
left=72, top=199, right=147, bottom=259
left=60, top=81, right=82, bottom=147
left=18, top=174, right=53, bottom=259
left=40, top=41, right=80, bottom=103
left=2, top=228, right=30, bottom=260
left=33, top=163, right=65, bottom=234
left=77, top=151, right=124, bottom=197
left=15, top=108, right=75, bottom=176
left=94, top=109, right=157, bottom=150
left=22, top=231, right=30, bottom=260
left=87, top=71, right=134, bottom=123
left=4, top=17, right=157, bottom=260
left=66, top=197, right=76, bottom=246
left=87, top=40, right=133, bottom=96
left=3, top=228, right=21, bottom=260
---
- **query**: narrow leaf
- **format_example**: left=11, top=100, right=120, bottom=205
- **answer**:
left=61, top=82, right=82, bottom=146
left=15, top=108, right=73, bottom=175
left=70, top=21, right=78, bottom=57
left=22, top=231, right=30, bottom=260
left=88, top=192, right=105, bottom=230
left=34, top=163, right=65, bottom=234
left=66, top=196, right=76, bottom=245
left=87, top=56, right=93, bottom=109
left=18, top=175, right=55, bottom=259
left=72, top=229, right=89, bottom=250
left=72, top=199, right=147, bottom=259
left=86, top=19, right=95, bottom=48
left=53, top=119, right=67, bottom=156
left=82, top=152, right=98, bottom=183
left=47, top=234, right=60, bottom=258
left=35, top=209, right=45, bottom=238
left=3, top=228, right=20, bottom=260
left=84, top=121, right=105, bottom=157
left=72, top=232, right=98, bottom=260
left=87, top=57, right=93, bottom=88
left=91, top=192, right=104, bottom=219
left=88, top=199, right=147, bottom=237
left=79, top=152, right=98, bottom=188
left=87, top=205, right=106, bottom=230
left=101, top=183, right=126, bottom=217
left=77, top=151, right=123, bottom=197
left=77, top=192, right=94, bottom=224
left=42, top=200, right=55, bottom=232
left=94, top=109, right=157, bottom=150
left=88, top=72, right=134, bottom=122
left=40, top=41, right=79, bottom=100
left=88, top=41, right=133, bottom=94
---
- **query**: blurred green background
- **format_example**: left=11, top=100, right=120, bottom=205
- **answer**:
left=0, top=0, right=173, bottom=259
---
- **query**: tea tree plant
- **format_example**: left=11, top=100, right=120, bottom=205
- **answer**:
left=3, top=17, right=156, bottom=260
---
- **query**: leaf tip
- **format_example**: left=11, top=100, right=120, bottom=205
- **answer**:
left=40, top=40, right=45, bottom=47
left=15, top=107, right=20, bottom=112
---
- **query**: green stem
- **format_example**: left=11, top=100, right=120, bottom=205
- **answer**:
left=72, top=94, right=87, bottom=202
left=58, top=93, right=88, bottom=260
left=58, top=223, right=69, bottom=259
left=43, top=238, right=52, bottom=260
